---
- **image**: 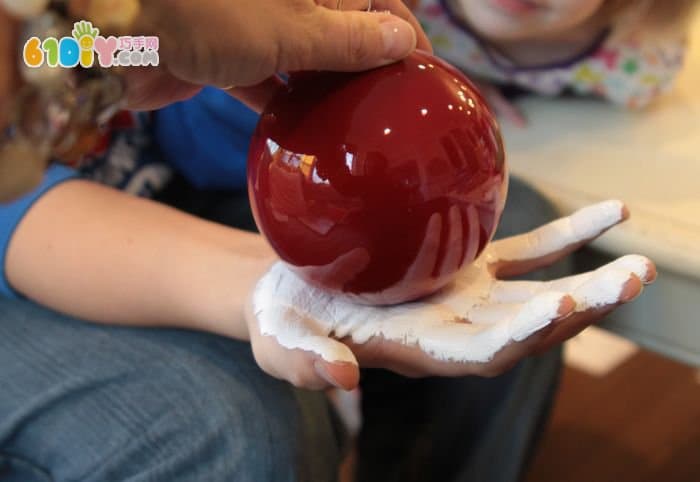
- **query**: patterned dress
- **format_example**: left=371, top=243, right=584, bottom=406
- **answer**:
left=417, top=0, right=688, bottom=107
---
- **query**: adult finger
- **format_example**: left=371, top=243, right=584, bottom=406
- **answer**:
left=317, top=0, right=432, bottom=52
left=123, top=68, right=202, bottom=111
left=370, top=0, right=432, bottom=52
left=281, top=8, right=417, bottom=72
left=225, top=76, right=285, bottom=113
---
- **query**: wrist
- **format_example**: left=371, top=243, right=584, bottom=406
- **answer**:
left=180, top=227, right=276, bottom=341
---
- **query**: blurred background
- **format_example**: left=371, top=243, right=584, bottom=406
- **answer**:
left=503, top=10, right=700, bottom=482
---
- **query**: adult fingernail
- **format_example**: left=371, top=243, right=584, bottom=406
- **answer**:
left=314, top=360, right=342, bottom=389
left=379, top=17, right=416, bottom=60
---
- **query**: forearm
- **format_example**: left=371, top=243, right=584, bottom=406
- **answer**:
left=5, top=180, right=275, bottom=340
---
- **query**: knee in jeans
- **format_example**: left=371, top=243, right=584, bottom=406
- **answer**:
left=155, top=360, right=300, bottom=465
left=74, top=358, right=305, bottom=481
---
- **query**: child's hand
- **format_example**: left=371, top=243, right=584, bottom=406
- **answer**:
left=475, top=81, right=528, bottom=128
left=245, top=201, right=655, bottom=390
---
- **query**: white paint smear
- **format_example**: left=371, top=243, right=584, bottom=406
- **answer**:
left=253, top=201, right=651, bottom=364
left=490, top=200, right=625, bottom=262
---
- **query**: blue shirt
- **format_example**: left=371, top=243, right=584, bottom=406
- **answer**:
left=0, top=87, right=258, bottom=297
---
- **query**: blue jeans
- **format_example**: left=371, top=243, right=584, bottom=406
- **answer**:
left=0, top=177, right=566, bottom=482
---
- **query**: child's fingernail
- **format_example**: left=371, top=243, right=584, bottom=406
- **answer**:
left=314, top=360, right=342, bottom=389
left=380, top=17, right=416, bottom=60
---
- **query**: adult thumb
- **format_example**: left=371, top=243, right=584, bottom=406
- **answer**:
left=286, top=9, right=417, bottom=72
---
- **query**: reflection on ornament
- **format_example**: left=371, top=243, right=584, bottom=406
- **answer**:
left=248, top=51, right=508, bottom=305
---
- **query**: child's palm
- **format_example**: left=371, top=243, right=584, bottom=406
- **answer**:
left=246, top=201, right=655, bottom=390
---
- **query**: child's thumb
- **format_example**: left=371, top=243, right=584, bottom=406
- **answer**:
left=285, top=9, right=416, bottom=72
left=246, top=297, right=360, bottom=391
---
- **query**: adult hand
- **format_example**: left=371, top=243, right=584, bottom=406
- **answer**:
left=246, top=201, right=656, bottom=390
left=125, top=0, right=432, bottom=111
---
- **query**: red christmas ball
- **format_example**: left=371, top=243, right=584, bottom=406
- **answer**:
left=248, top=51, right=508, bottom=305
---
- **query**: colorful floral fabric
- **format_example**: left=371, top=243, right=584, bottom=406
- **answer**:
left=417, top=0, right=688, bottom=107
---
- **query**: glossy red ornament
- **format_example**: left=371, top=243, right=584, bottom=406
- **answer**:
left=248, top=51, right=508, bottom=305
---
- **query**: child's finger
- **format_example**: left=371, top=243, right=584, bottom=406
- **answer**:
left=472, top=81, right=526, bottom=126
left=533, top=275, right=644, bottom=353
left=246, top=295, right=360, bottom=390
left=494, top=95, right=527, bottom=127
left=489, top=255, right=656, bottom=304
left=485, top=87, right=527, bottom=126
left=251, top=327, right=360, bottom=390
left=488, top=200, right=629, bottom=278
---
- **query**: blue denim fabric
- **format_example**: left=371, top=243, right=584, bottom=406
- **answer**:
left=0, top=298, right=344, bottom=482
left=0, top=177, right=565, bottom=482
